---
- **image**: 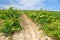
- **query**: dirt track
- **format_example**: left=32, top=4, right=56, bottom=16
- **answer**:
left=0, top=13, right=53, bottom=40
left=12, top=13, right=53, bottom=40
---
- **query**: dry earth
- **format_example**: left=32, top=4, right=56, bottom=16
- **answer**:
left=0, top=13, right=53, bottom=40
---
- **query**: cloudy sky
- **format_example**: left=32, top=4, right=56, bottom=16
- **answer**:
left=0, top=0, right=60, bottom=11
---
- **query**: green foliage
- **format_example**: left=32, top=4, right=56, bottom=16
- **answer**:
left=0, top=7, right=22, bottom=36
left=24, top=10, right=60, bottom=40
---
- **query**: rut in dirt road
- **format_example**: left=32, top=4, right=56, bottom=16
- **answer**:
left=13, top=13, right=53, bottom=40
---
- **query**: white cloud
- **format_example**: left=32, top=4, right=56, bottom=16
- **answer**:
left=19, top=0, right=43, bottom=7
left=0, top=0, right=45, bottom=10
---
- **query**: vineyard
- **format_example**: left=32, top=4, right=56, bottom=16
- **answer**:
left=0, top=7, right=60, bottom=40
left=24, top=10, right=60, bottom=40
left=0, top=7, right=22, bottom=37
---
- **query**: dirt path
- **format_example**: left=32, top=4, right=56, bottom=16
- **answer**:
left=0, top=13, right=53, bottom=40
left=0, top=33, right=8, bottom=40
left=12, top=13, right=53, bottom=40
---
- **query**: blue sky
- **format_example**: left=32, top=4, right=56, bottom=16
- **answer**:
left=0, top=0, right=60, bottom=11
